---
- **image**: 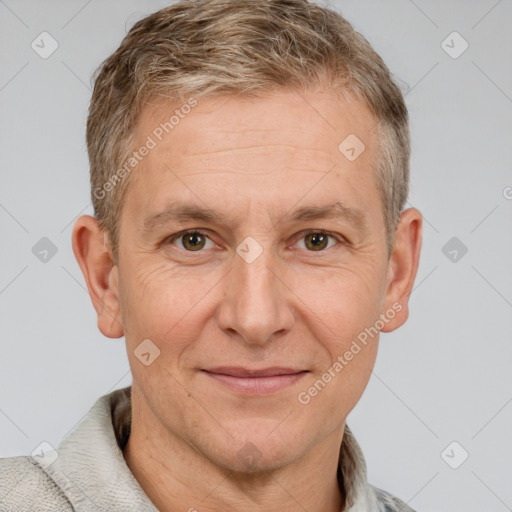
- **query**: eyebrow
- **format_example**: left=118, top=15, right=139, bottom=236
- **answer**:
left=142, top=200, right=368, bottom=233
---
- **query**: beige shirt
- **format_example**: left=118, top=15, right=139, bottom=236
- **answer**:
left=0, top=386, right=415, bottom=511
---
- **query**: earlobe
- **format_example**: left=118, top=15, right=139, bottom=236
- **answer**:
left=380, top=208, right=423, bottom=333
left=72, top=215, right=124, bottom=338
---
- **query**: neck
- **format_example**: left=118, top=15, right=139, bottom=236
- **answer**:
left=122, top=387, right=345, bottom=512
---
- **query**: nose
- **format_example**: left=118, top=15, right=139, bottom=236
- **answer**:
left=216, top=244, right=295, bottom=346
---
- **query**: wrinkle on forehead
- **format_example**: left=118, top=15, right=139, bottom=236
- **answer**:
left=165, top=144, right=337, bottom=178
left=134, top=89, right=376, bottom=154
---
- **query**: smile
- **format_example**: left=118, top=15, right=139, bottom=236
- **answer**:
left=201, top=367, right=308, bottom=395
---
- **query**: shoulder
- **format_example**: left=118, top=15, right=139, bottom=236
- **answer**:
left=0, top=455, right=73, bottom=511
left=370, top=484, right=417, bottom=512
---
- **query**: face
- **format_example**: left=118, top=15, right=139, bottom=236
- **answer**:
left=110, top=89, right=400, bottom=471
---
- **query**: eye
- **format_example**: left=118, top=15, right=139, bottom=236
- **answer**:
left=166, top=229, right=344, bottom=253
left=169, top=230, right=215, bottom=251
left=296, top=230, right=339, bottom=251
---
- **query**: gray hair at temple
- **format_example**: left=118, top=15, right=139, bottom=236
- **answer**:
left=86, top=0, right=410, bottom=258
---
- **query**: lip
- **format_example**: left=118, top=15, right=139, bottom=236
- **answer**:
left=201, top=367, right=308, bottom=395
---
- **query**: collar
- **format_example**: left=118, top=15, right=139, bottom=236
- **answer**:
left=38, top=386, right=382, bottom=511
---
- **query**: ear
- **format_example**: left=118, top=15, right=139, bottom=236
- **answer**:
left=72, top=215, right=124, bottom=338
left=380, top=208, right=422, bottom=332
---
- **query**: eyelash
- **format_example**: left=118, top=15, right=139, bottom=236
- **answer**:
left=166, top=229, right=346, bottom=253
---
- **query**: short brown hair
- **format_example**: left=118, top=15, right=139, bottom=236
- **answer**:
left=87, top=0, right=409, bottom=257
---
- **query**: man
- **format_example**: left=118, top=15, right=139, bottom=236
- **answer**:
left=0, top=0, right=422, bottom=510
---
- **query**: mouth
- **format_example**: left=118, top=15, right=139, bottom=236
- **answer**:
left=201, top=367, right=308, bottom=395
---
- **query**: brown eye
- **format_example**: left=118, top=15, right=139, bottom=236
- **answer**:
left=304, top=232, right=330, bottom=251
left=179, top=231, right=208, bottom=251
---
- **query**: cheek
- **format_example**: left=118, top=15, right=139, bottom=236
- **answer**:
left=118, top=258, right=228, bottom=372
left=290, top=262, right=384, bottom=343
left=296, top=306, right=379, bottom=428
left=289, top=262, right=383, bottom=412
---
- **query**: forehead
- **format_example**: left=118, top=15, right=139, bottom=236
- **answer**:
left=125, top=89, right=381, bottom=227
left=135, top=89, right=376, bottom=160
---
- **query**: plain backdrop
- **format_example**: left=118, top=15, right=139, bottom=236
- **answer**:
left=0, top=1, right=511, bottom=511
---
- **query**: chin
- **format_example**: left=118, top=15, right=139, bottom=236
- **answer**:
left=204, top=420, right=308, bottom=474
left=216, top=445, right=299, bottom=476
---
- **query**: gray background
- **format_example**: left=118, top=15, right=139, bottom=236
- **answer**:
left=1, top=1, right=511, bottom=511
